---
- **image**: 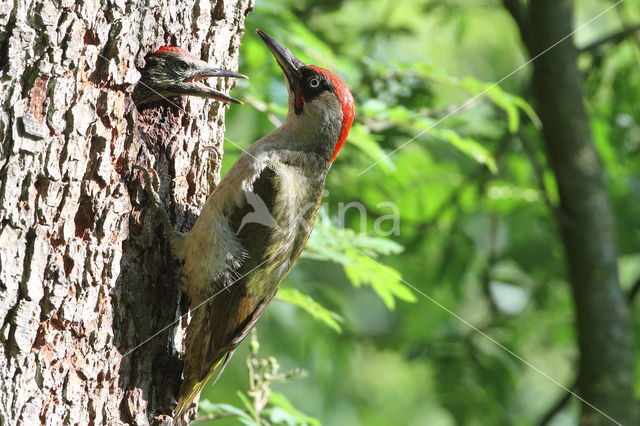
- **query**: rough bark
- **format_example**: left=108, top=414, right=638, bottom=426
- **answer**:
left=503, top=1, right=636, bottom=424
left=0, top=0, right=253, bottom=424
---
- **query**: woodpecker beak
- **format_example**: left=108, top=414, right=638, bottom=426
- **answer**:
left=256, top=29, right=304, bottom=90
left=185, top=66, right=248, bottom=104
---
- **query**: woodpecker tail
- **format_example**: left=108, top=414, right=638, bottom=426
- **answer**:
left=173, top=349, right=236, bottom=422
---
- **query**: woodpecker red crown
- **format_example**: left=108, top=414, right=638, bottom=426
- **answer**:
left=153, top=46, right=201, bottom=62
left=308, top=66, right=355, bottom=162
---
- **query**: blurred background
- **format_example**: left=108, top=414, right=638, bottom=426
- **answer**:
left=199, top=0, right=640, bottom=424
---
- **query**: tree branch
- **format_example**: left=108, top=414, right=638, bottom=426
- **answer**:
left=538, top=379, right=578, bottom=426
left=517, top=128, right=557, bottom=214
left=627, top=278, right=640, bottom=304
left=579, top=24, right=640, bottom=53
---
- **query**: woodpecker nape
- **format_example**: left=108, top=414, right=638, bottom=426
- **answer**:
left=132, top=46, right=247, bottom=107
left=135, top=30, right=354, bottom=421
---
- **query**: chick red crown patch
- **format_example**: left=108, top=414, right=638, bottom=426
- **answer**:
left=153, top=46, right=201, bottom=62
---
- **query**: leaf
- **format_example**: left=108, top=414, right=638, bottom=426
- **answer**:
left=268, top=407, right=301, bottom=425
left=512, top=96, right=542, bottom=128
left=343, top=252, right=417, bottom=310
left=361, top=98, right=390, bottom=115
left=267, top=392, right=321, bottom=426
left=432, top=128, right=498, bottom=173
left=387, top=105, right=414, bottom=123
left=197, top=400, right=256, bottom=422
left=237, top=391, right=259, bottom=421
left=302, top=220, right=413, bottom=309
left=305, top=219, right=404, bottom=263
left=348, top=124, right=396, bottom=172
left=487, top=88, right=520, bottom=134
left=351, top=232, right=404, bottom=256
left=461, top=76, right=519, bottom=134
left=277, top=288, right=344, bottom=333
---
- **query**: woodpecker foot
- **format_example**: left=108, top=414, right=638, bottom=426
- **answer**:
left=133, top=165, right=186, bottom=253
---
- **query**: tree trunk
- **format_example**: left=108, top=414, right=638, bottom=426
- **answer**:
left=0, top=0, right=253, bottom=423
left=504, top=1, right=636, bottom=424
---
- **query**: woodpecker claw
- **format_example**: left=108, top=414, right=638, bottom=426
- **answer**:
left=133, top=165, right=160, bottom=194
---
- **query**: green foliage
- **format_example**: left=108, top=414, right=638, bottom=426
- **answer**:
left=277, top=288, right=344, bottom=333
left=198, top=401, right=257, bottom=424
left=303, top=219, right=415, bottom=309
left=347, top=123, right=396, bottom=171
left=264, top=393, right=321, bottom=426
left=342, top=255, right=416, bottom=310
left=198, top=331, right=318, bottom=425
left=202, top=0, right=640, bottom=424
left=431, top=128, right=498, bottom=174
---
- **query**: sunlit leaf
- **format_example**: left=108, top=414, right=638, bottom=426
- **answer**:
left=197, top=400, right=256, bottom=423
left=343, top=252, right=417, bottom=310
left=348, top=124, right=395, bottom=172
left=237, top=391, right=259, bottom=421
left=266, top=392, right=321, bottom=426
left=512, top=96, right=541, bottom=128
left=433, top=128, right=498, bottom=173
left=277, top=288, right=344, bottom=333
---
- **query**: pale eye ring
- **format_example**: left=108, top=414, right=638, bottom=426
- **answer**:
left=309, top=77, right=320, bottom=88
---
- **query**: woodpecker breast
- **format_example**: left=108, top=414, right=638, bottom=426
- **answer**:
left=176, top=142, right=328, bottom=302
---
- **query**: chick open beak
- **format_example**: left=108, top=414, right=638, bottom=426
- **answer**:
left=186, top=67, right=248, bottom=104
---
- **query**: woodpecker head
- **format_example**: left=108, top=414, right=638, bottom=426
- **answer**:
left=132, top=46, right=247, bottom=107
left=257, top=30, right=354, bottom=162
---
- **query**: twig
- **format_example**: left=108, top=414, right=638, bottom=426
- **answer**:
left=627, top=278, right=640, bottom=304
left=538, top=379, right=578, bottom=426
left=579, top=24, right=640, bottom=52
left=516, top=128, right=558, bottom=214
left=613, top=5, right=640, bottom=58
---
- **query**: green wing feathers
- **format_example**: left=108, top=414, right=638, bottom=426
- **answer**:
left=173, top=165, right=317, bottom=419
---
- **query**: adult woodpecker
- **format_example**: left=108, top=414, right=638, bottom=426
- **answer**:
left=132, top=46, right=247, bottom=107
left=136, top=30, right=354, bottom=420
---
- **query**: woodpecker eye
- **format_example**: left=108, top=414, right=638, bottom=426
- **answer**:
left=176, top=60, right=189, bottom=71
left=308, top=77, right=321, bottom=88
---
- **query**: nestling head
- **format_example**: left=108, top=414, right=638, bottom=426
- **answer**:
left=257, top=30, right=355, bottom=162
left=132, top=46, right=247, bottom=107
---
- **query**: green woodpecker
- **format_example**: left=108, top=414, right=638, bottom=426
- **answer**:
left=136, top=30, right=354, bottom=420
left=132, top=46, right=247, bottom=107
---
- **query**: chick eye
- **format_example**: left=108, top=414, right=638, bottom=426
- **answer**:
left=176, top=61, right=188, bottom=71
left=309, top=77, right=321, bottom=88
